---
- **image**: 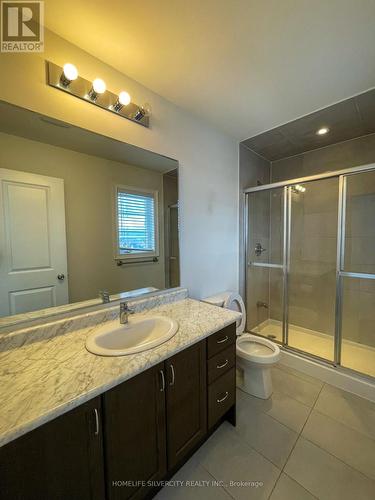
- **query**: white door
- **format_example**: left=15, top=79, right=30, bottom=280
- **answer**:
left=0, top=168, right=68, bottom=317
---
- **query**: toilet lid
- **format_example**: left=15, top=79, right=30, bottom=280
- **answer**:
left=224, top=293, right=246, bottom=335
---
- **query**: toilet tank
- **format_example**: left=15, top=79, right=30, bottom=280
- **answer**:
left=202, top=292, right=230, bottom=308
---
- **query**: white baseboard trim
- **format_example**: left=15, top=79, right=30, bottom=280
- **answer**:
left=280, top=349, right=375, bottom=402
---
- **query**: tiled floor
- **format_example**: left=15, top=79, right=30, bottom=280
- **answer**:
left=156, top=364, right=375, bottom=500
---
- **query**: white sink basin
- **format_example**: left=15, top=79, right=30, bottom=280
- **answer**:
left=85, top=315, right=179, bottom=356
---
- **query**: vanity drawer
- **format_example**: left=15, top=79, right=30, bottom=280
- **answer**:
left=207, top=323, right=236, bottom=358
left=208, top=368, right=236, bottom=429
left=207, top=344, right=236, bottom=384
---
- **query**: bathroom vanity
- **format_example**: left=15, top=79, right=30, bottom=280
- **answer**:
left=0, top=292, right=239, bottom=500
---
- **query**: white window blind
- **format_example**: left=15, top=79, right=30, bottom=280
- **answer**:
left=116, top=188, right=157, bottom=257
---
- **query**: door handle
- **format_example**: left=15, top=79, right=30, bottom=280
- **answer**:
left=93, top=408, right=99, bottom=436
left=159, top=370, right=165, bottom=392
left=57, top=273, right=65, bottom=281
left=217, top=392, right=229, bottom=403
left=169, top=364, right=175, bottom=386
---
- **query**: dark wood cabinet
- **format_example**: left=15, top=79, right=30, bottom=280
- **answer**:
left=0, top=324, right=236, bottom=500
left=206, top=322, right=236, bottom=430
left=103, top=362, right=167, bottom=500
left=103, top=341, right=207, bottom=499
left=0, top=397, right=105, bottom=500
left=165, top=341, right=207, bottom=469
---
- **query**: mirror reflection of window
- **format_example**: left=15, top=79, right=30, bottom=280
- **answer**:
left=115, top=186, right=159, bottom=260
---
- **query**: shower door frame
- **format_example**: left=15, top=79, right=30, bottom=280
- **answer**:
left=243, top=162, right=375, bottom=378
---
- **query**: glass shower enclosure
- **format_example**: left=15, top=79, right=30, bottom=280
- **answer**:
left=244, top=164, right=375, bottom=379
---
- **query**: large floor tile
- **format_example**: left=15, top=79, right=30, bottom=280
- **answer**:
left=235, top=395, right=298, bottom=468
left=314, top=384, right=375, bottom=439
left=285, top=437, right=375, bottom=500
left=269, top=473, right=317, bottom=500
left=276, top=364, right=323, bottom=388
left=155, top=456, right=231, bottom=500
left=302, top=409, right=375, bottom=480
left=272, top=366, right=322, bottom=407
left=237, top=387, right=310, bottom=433
left=195, top=423, right=281, bottom=500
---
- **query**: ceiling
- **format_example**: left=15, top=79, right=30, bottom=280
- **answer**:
left=0, top=101, right=178, bottom=173
left=44, top=0, right=375, bottom=140
left=242, top=88, right=375, bottom=161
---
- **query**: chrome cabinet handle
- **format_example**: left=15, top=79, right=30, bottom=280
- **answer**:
left=159, top=369, right=165, bottom=392
left=217, top=392, right=229, bottom=403
left=94, top=408, right=99, bottom=436
left=217, top=336, right=228, bottom=344
left=216, top=359, right=229, bottom=369
left=169, top=364, right=175, bottom=386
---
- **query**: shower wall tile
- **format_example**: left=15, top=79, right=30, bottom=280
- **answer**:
left=246, top=266, right=270, bottom=330
left=271, top=133, right=375, bottom=182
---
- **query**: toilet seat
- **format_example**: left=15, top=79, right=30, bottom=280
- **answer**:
left=224, top=293, right=246, bottom=335
left=236, top=334, right=280, bottom=365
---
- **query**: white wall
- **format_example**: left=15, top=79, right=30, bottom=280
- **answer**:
left=0, top=29, right=239, bottom=299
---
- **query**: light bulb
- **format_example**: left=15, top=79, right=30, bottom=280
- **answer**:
left=59, top=63, right=78, bottom=87
left=119, top=91, right=131, bottom=106
left=63, top=63, right=78, bottom=81
left=316, top=127, right=329, bottom=135
left=112, top=91, right=131, bottom=112
left=87, top=78, right=106, bottom=102
left=92, top=78, right=106, bottom=94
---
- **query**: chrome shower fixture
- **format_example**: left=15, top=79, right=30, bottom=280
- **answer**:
left=255, top=242, right=267, bottom=256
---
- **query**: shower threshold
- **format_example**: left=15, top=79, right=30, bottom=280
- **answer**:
left=251, top=319, right=375, bottom=379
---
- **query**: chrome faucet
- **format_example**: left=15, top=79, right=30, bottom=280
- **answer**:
left=99, top=290, right=110, bottom=303
left=120, top=302, right=134, bottom=324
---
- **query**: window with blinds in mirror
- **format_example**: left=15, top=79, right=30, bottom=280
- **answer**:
left=114, top=186, right=159, bottom=260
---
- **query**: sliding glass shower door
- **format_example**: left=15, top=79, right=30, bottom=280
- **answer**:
left=244, top=164, right=375, bottom=378
left=246, top=187, right=285, bottom=340
left=287, top=177, right=339, bottom=361
left=339, top=170, right=375, bottom=377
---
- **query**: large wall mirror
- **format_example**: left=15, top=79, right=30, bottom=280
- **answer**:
left=0, top=101, right=180, bottom=325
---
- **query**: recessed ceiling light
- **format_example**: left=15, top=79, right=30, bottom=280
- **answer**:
left=317, top=127, right=329, bottom=135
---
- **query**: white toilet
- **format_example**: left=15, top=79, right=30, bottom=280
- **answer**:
left=203, top=291, right=280, bottom=399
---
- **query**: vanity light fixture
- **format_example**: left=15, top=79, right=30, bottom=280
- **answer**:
left=112, top=91, right=131, bottom=112
left=87, top=78, right=107, bottom=102
left=59, top=63, right=78, bottom=88
left=133, top=102, right=152, bottom=121
left=316, top=127, right=329, bottom=135
left=46, top=61, right=150, bottom=127
left=292, top=184, right=306, bottom=194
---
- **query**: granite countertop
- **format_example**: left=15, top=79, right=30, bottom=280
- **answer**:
left=0, top=298, right=240, bottom=448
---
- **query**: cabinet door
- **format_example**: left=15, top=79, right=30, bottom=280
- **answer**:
left=166, top=340, right=207, bottom=469
left=0, top=397, right=104, bottom=500
left=103, top=362, right=166, bottom=500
